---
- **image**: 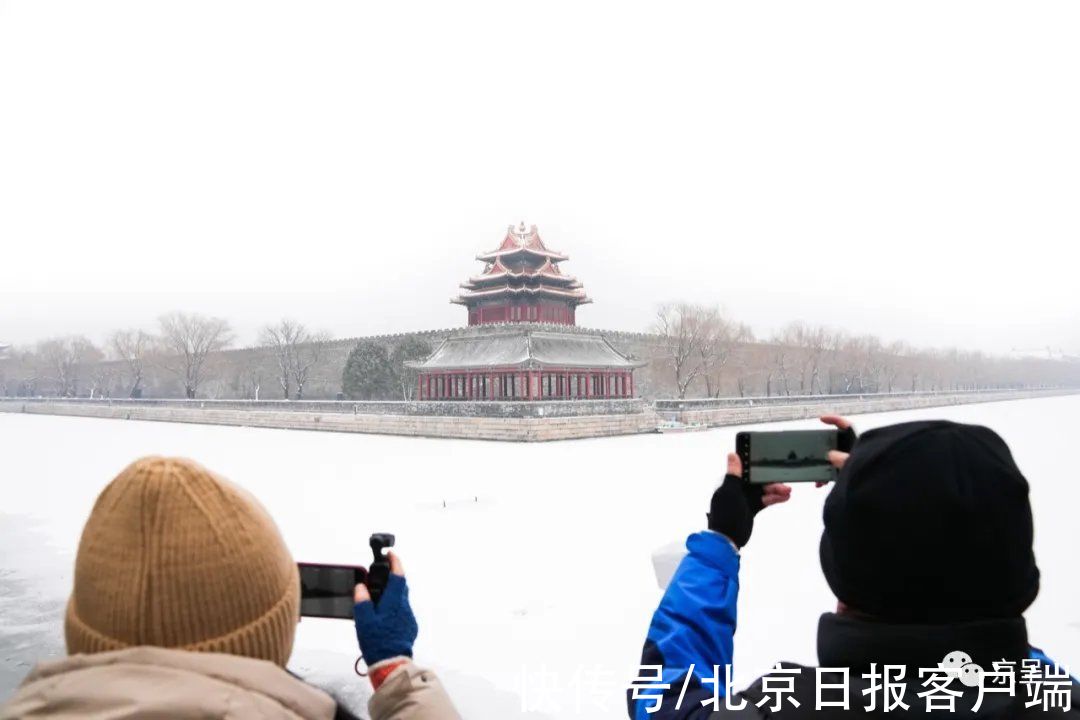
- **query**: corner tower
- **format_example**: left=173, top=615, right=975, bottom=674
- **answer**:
left=453, top=222, right=591, bottom=325
left=407, top=222, right=643, bottom=401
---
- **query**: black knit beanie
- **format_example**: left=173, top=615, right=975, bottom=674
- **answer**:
left=820, top=420, right=1039, bottom=623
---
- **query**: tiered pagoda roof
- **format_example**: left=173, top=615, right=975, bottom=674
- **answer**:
left=452, top=223, right=591, bottom=308
left=405, top=325, right=644, bottom=372
left=409, top=224, right=642, bottom=400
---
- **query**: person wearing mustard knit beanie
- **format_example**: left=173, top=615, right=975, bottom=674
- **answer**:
left=1, top=457, right=461, bottom=720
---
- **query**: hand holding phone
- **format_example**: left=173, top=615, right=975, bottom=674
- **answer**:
left=736, top=429, right=840, bottom=485
left=707, top=452, right=792, bottom=547
left=298, top=532, right=397, bottom=619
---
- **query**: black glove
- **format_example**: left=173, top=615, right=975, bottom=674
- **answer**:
left=707, top=474, right=765, bottom=548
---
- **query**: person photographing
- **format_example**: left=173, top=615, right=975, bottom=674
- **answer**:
left=630, top=416, right=1077, bottom=718
left=1, top=456, right=461, bottom=720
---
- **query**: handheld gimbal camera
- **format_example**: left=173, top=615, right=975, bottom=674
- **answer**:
left=366, top=532, right=395, bottom=605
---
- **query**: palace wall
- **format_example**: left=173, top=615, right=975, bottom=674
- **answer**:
left=0, top=325, right=672, bottom=400
left=2, top=389, right=1072, bottom=442
left=4, top=324, right=1076, bottom=401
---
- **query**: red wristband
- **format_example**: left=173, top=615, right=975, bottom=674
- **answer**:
left=369, top=659, right=409, bottom=690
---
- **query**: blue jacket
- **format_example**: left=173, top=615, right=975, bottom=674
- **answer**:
left=630, top=531, right=1077, bottom=719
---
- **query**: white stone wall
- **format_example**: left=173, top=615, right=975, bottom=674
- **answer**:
left=1, top=389, right=1074, bottom=442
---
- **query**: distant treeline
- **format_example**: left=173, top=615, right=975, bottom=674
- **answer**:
left=1, top=306, right=1077, bottom=401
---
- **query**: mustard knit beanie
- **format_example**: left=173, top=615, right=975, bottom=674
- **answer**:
left=65, top=457, right=300, bottom=666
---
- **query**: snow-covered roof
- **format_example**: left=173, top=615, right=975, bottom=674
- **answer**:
left=466, top=257, right=577, bottom=286
left=475, top=222, right=569, bottom=262
left=405, top=327, right=644, bottom=371
left=451, top=283, right=591, bottom=305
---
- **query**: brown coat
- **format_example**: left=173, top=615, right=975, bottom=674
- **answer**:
left=1, top=647, right=461, bottom=720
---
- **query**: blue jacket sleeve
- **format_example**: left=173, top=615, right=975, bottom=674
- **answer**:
left=628, top=531, right=740, bottom=720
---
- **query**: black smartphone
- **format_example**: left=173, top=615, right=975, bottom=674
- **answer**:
left=736, top=429, right=839, bottom=485
left=298, top=562, right=368, bottom=619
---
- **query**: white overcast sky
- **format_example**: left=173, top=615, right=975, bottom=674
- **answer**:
left=1, top=1, right=1077, bottom=353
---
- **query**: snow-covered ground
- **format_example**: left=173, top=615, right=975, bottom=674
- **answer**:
left=2, top=395, right=1078, bottom=717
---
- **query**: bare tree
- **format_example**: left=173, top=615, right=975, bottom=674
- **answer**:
left=779, top=322, right=833, bottom=395
left=652, top=303, right=712, bottom=399
left=880, top=340, right=907, bottom=393
left=698, top=311, right=754, bottom=398
left=292, top=331, right=331, bottom=400
left=156, top=312, right=234, bottom=398
left=769, top=343, right=792, bottom=396
left=36, top=336, right=101, bottom=397
left=89, top=363, right=116, bottom=399
left=246, top=366, right=263, bottom=400
left=260, top=321, right=298, bottom=399
left=258, top=320, right=332, bottom=400
left=110, top=329, right=152, bottom=398
left=2, top=346, right=44, bottom=397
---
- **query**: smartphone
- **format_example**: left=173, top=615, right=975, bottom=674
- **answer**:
left=736, top=429, right=839, bottom=484
left=298, top=562, right=368, bottom=619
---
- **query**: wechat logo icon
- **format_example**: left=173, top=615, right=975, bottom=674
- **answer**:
left=941, top=650, right=984, bottom=688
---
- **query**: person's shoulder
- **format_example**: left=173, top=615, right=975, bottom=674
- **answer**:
left=2, top=648, right=340, bottom=720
